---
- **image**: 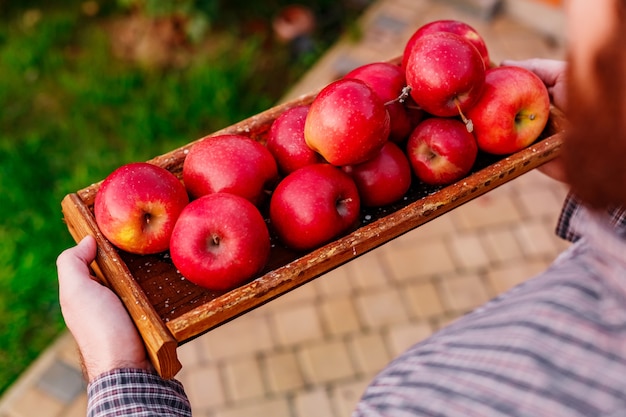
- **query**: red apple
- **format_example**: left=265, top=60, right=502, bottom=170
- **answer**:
left=182, top=134, right=278, bottom=205
left=406, top=117, right=478, bottom=185
left=343, top=142, right=412, bottom=207
left=170, top=192, right=271, bottom=291
left=466, top=65, right=551, bottom=155
left=94, top=162, right=189, bottom=255
left=304, top=78, right=390, bottom=166
left=402, top=19, right=491, bottom=69
left=270, top=164, right=360, bottom=251
left=405, top=31, right=486, bottom=119
left=343, top=62, right=413, bottom=142
left=266, top=105, right=324, bottom=174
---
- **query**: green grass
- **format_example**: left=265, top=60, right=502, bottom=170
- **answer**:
left=0, top=1, right=362, bottom=395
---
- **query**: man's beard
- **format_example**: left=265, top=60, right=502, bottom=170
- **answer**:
left=562, top=1, right=626, bottom=210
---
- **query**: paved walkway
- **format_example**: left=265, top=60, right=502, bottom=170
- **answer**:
left=0, top=1, right=567, bottom=416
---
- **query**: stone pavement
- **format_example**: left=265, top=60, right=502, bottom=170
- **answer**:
left=0, top=0, right=568, bottom=416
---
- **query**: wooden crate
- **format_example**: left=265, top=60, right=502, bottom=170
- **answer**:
left=61, top=84, right=567, bottom=379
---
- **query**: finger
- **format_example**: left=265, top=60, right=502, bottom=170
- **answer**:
left=500, top=58, right=567, bottom=87
left=57, top=235, right=97, bottom=288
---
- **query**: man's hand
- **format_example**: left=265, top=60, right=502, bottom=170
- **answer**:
left=502, top=58, right=568, bottom=183
left=57, top=235, right=153, bottom=382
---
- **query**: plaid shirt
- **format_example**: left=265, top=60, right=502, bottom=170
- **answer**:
left=556, top=193, right=626, bottom=242
left=87, top=369, right=191, bottom=417
left=88, top=194, right=626, bottom=417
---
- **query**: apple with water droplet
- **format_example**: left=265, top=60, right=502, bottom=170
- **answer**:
left=343, top=141, right=412, bottom=207
left=266, top=105, right=324, bottom=175
left=406, top=117, right=478, bottom=185
left=343, top=62, right=413, bottom=142
left=405, top=31, right=486, bottom=120
left=402, top=19, right=491, bottom=69
left=304, top=78, right=390, bottom=166
left=467, top=65, right=551, bottom=155
left=269, top=164, right=360, bottom=251
left=182, top=134, right=278, bottom=206
left=94, top=162, right=189, bottom=255
left=170, top=192, right=271, bottom=291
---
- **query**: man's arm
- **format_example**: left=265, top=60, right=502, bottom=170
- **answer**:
left=57, top=236, right=192, bottom=416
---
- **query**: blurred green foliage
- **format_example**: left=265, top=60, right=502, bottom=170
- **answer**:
left=0, top=0, right=368, bottom=396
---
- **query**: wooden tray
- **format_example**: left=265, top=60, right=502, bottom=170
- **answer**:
left=61, top=84, right=567, bottom=379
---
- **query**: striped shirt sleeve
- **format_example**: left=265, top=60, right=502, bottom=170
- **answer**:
left=354, top=201, right=626, bottom=417
left=87, top=368, right=192, bottom=417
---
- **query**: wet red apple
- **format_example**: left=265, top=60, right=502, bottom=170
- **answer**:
left=406, top=117, right=478, bottom=185
left=467, top=65, right=551, bottom=154
left=269, top=164, right=360, bottom=251
left=266, top=105, right=323, bottom=175
left=304, top=78, right=390, bottom=166
left=402, top=19, right=491, bottom=69
left=405, top=32, right=486, bottom=119
left=344, top=62, right=413, bottom=142
left=343, top=141, right=412, bottom=207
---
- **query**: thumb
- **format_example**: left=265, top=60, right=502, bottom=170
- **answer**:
left=57, top=235, right=98, bottom=294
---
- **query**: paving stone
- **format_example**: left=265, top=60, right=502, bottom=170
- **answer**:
left=6, top=387, right=64, bottom=417
left=312, top=264, right=354, bottom=297
left=501, top=0, right=566, bottom=40
left=354, top=288, right=409, bottom=329
left=451, top=192, right=524, bottom=231
left=222, top=357, right=265, bottom=402
left=394, top=215, right=457, bottom=247
left=386, top=322, right=434, bottom=357
left=262, top=350, right=305, bottom=394
left=433, top=314, right=461, bottom=331
left=513, top=220, right=563, bottom=259
left=298, top=340, right=355, bottom=384
left=480, top=227, right=524, bottom=264
left=486, top=259, right=549, bottom=295
left=271, top=303, right=324, bottom=346
left=348, top=332, right=392, bottom=376
left=514, top=184, right=565, bottom=219
left=439, top=0, right=502, bottom=19
left=180, top=365, right=226, bottom=410
left=403, top=280, right=445, bottom=319
left=54, top=334, right=82, bottom=371
left=177, top=339, right=202, bottom=368
left=348, top=249, right=391, bottom=290
left=262, top=280, right=318, bottom=312
left=293, top=388, right=336, bottom=417
left=319, top=297, right=361, bottom=336
left=447, top=233, right=491, bottom=270
left=63, top=393, right=87, bottom=417
left=198, top=314, right=274, bottom=361
left=212, top=398, right=291, bottom=417
left=438, top=273, right=492, bottom=313
left=36, top=359, right=85, bottom=405
left=331, top=378, right=371, bottom=417
left=384, top=240, right=457, bottom=282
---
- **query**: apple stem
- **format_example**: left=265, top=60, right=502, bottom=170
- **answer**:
left=385, top=86, right=412, bottom=106
left=516, top=113, right=537, bottom=122
left=454, top=98, right=474, bottom=133
left=336, top=197, right=353, bottom=216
